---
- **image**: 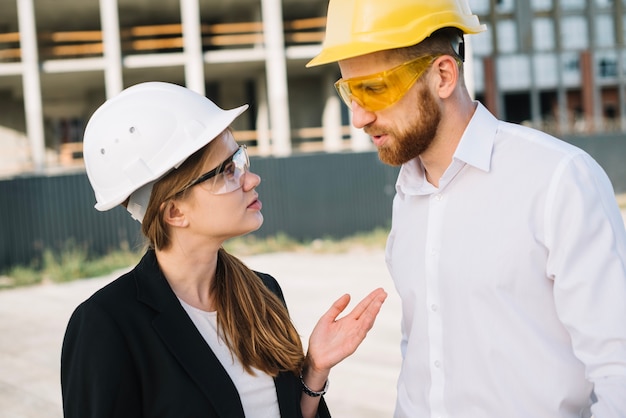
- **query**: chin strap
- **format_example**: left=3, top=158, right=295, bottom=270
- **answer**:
left=126, top=180, right=156, bottom=223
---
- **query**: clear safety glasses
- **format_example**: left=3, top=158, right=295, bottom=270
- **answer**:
left=185, top=145, right=250, bottom=195
left=334, top=55, right=441, bottom=112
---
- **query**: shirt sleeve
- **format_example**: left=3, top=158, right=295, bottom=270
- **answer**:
left=545, top=152, right=626, bottom=417
left=61, top=300, right=142, bottom=418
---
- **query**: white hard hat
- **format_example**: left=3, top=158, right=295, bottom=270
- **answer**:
left=83, top=81, right=248, bottom=219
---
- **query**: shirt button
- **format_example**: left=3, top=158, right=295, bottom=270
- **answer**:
left=434, top=360, right=441, bottom=368
left=435, top=194, right=443, bottom=201
left=431, top=304, right=438, bottom=312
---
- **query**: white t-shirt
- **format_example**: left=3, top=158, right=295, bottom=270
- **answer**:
left=179, top=299, right=281, bottom=417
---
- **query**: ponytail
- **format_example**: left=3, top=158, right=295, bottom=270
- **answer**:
left=213, top=248, right=305, bottom=376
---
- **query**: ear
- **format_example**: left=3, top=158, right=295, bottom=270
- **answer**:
left=162, top=200, right=189, bottom=228
left=433, top=55, right=459, bottom=100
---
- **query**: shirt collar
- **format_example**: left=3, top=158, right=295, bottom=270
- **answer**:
left=396, top=102, right=498, bottom=196
left=454, top=102, right=497, bottom=173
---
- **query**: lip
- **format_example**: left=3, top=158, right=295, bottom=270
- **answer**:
left=247, top=196, right=262, bottom=210
left=370, top=133, right=388, bottom=148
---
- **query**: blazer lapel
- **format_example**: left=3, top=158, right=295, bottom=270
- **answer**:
left=134, top=251, right=245, bottom=418
left=275, top=371, right=301, bottom=418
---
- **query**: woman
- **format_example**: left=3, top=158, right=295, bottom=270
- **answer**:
left=61, top=81, right=387, bottom=418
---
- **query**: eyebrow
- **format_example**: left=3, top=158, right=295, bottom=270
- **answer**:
left=187, top=147, right=239, bottom=188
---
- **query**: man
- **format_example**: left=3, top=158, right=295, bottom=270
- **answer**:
left=307, top=0, right=626, bottom=417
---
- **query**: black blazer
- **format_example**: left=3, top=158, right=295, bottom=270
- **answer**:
left=61, top=250, right=331, bottom=417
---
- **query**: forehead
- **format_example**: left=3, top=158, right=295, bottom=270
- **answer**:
left=338, top=50, right=403, bottom=79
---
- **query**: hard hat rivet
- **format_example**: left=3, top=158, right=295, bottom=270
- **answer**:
left=100, top=148, right=105, bottom=155
left=129, top=126, right=135, bottom=133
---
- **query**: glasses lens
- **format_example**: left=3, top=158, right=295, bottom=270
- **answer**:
left=335, top=55, right=437, bottom=112
left=335, top=81, right=353, bottom=108
left=206, top=145, right=249, bottom=195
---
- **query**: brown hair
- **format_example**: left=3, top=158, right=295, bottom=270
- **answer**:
left=141, top=136, right=304, bottom=376
left=402, top=27, right=464, bottom=59
left=396, top=28, right=466, bottom=84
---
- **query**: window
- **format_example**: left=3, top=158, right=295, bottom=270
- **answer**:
left=469, top=58, right=485, bottom=94
left=595, top=15, right=615, bottom=47
left=503, top=93, right=531, bottom=124
left=470, top=24, right=493, bottom=56
left=496, top=0, right=515, bottom=13
left=561, top=52, right=581, bottom=86
left=531, top=0, right=553, bottom=11
left=561, top=0, right=585, bottom=10
left=597, top=51, right=618, bottom=78
left=534, top=53, right=559, bottom=87
left=497, top=19, right=518, bottom=53
left=533, top=18, right=555, bottom=51
left=498, top=54, right=531, bottom=90
left=468, top=0, right=490, bottom=15
left=596, top=0, right=613, bottom=7
left=561, top=16, right=588, bottom=50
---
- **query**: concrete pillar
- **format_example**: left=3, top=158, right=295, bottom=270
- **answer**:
left=482, top=56, right=500, bottom=118
left=619, top=48, right=626, bottom=132
left=349, top=117, right=371, bottom=151
left=614, top=0, right=626, bottom=131
left=99, top=0, right=123, bottom=98
left=260, top=0, right=291, bottom=156
left=17, top=0, right=45, bottom=171
left=180, top=0, right=205, bottom=95
left=586, top=1, right=603, bottom=131
left=557, top=81, right=571, bottom=135
left=530, top=55, right=542, bottom=128
left=255, top=76, right=271, bottom=156
left=580, top=50, right=595, bottom=133
left=219, top=80, right=246, bottom=120
left=553, top=2, right=569, bottom=134
left=321, top=72, right=343, bottom=152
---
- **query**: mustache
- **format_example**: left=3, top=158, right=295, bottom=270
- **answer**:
left=363, top=125, right=390, bottom=137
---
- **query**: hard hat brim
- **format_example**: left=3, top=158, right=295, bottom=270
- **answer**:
left=307, top=17, right=486, bottom=67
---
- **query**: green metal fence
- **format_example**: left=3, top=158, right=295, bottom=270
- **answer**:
left=1, top=133, right=625, bottom=271
left=0, top=151, right=399, bottom=270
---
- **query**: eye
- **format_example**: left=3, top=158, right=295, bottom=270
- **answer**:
left=221, top=161, right=236, bottom=178
left=359, top=80, right=388, bottom=96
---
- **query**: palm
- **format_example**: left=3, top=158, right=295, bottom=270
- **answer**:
left=307, top=288, right=387, bottom=372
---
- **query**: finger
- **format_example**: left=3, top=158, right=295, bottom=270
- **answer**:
left=359, top=292, right=387, bottom=327
left=346, top=288, right=387, bottom=319
left=354, top=293, right=387, bottom=332
left=320, top=293, right=351, bottom=322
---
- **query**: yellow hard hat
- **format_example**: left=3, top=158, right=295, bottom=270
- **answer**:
left=306, top=0, right=487, bottom=67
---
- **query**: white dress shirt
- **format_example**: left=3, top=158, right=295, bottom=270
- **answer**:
left=386, top=102, right=626, bottom=418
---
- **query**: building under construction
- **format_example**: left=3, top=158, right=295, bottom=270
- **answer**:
left=0, top=0, right=624, bottom=174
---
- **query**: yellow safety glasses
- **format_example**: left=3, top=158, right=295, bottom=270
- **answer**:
left=334, top=55, right=441, bottom=112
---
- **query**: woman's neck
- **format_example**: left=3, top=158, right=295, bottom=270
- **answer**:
left=156, top=245, right=220, bottom=312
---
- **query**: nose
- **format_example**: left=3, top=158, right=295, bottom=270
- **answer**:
left=242, top=170, right=261, bottom=191
left=350, top=101, right=376, bottom=129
